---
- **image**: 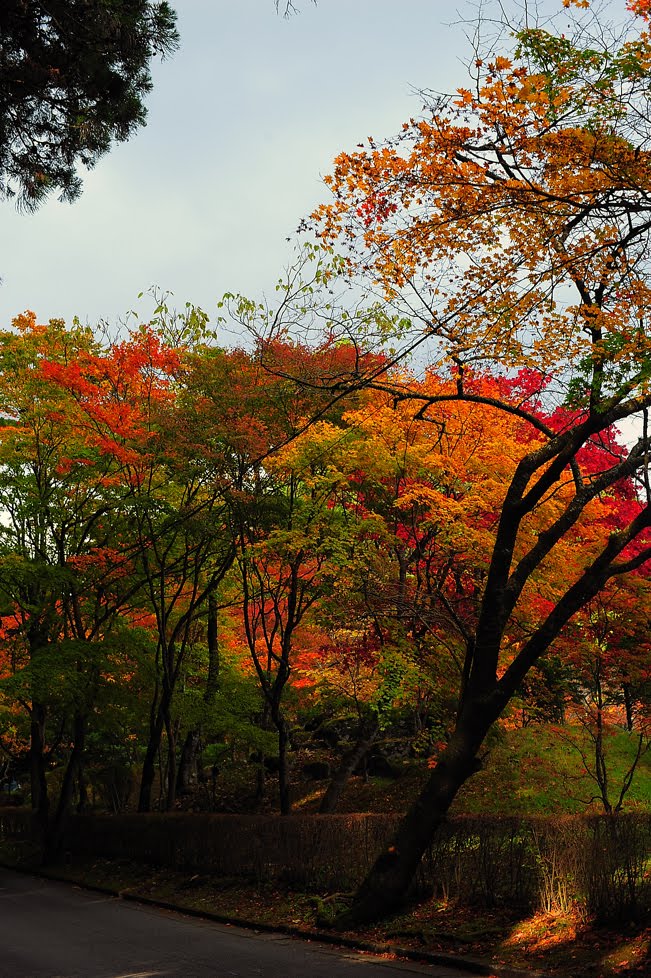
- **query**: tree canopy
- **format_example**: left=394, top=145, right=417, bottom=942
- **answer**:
left=0, top=283, right=650, bottom=872
left=0, top=1, right=178, bottom=209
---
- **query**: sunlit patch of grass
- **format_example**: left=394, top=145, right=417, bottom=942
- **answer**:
left=503, top=909, right=580, bottom=954
left=452, top=724, right=651, bottom=816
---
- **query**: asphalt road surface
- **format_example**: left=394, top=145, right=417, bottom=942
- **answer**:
left=0, top=869, right=473, bottom=978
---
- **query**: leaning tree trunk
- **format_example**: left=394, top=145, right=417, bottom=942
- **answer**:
left=43, top=712, right=85, bottom=863
left=319, top=720, right=379, bottom=814
left=332, top=695, right=499, bottom=928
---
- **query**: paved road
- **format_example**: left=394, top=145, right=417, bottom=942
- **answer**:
left=0, top=869, right=474, bottom=978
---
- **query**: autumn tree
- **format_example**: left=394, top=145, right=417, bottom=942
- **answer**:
left=290, top=368, right=630, bottom=811
left=0, top=1, right=178, bottom=208
left=182, top=308, right=380, bottom=815
left=0, top=314, right=152, bottom=848
left=38, top=318, right=243, bottom=813
left=231, top=428, right=364, bottom=816
left=551, top=580, right=651, bottom=813
left=305, top=0, right=651, bottom=924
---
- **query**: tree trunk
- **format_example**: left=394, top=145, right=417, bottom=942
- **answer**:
left=164, top=714, right=178, bottom=811
left=205, top=592, right=220, bottom=705
left=29, top=701, right=49, bottom=829
left=319, top=720, right=379, bottom=814
left=176, top=729, right=201, bottom=796
left=43, top=713, right=85, bottom=863
left=622, top=682, right=634, bottom=732
left=253, top=700, right=272, bottom=807
left=332, top=700, right=494, bottom=928
left=277, top=714, right=291, bottom=816
left=138, top=703, right=167, bottom=812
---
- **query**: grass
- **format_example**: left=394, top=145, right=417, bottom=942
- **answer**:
left=452, top=725, right=651, bottom=815
left=284, top=723, right=651, bottom=818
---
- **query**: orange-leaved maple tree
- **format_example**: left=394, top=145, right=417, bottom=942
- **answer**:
left=309, top=0, right=651, bottom=925
left=184, top=332, right=383, bottom=815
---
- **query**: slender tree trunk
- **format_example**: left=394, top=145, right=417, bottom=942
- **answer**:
left=274, top=711, right=292, bottom=815
left=138, top=703, right=168, bottom=812
left=43, top=713, right=85, bottom=863
left=319, top=720, right=379, bottom=814
left=29, top=701, right=48, bottom=829
left=205, top=592, right=220, bottom=705
left=593, top=701, right=613, bottom=814
left=622, top=682, right=634, bottom=732
left=176, top=729, right=201, bottom=796
left=164, top=714, right=178, bottom=811
left=253, top=700, right=271, bottom=806
left=173, top=596, right=219, bottom=801
left=27, top=613, right=52, bottom=829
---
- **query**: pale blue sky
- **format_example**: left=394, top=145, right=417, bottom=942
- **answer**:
left=0, top=1, right=466, bottom=331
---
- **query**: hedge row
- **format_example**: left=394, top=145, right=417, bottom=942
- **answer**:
left=2, top=809, right=650, bottom=921
left=0, top=808, right=39, bottom=840
left=64, top=812, right=395, bottom=890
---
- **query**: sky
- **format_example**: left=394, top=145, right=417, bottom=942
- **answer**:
left=0, top=0, right=469, bottom=334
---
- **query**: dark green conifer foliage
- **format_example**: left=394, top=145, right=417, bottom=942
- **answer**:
left=0, top=1, right=178, bottom=208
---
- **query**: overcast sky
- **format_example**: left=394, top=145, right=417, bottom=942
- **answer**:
left=3, top=0, right=625, bottom=337
left=0, top=0, right=470, bottom=333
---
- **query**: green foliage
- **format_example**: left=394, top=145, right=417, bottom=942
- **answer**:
left=514, top=14, right=646, bottom=127
left=565, top=332, right=651, bottom=408
left=0, top=1, right=179, bottom=208
left=454, top=725, right=651, bottom=816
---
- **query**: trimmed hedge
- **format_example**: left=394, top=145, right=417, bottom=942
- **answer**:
left=2, top=809, right=650, bottom=920
left=63, top=812, right=396, bottom=889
